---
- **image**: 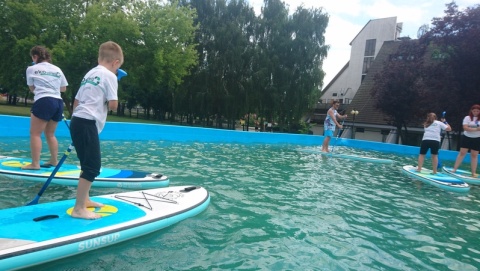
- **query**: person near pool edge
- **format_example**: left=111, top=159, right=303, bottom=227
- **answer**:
left=70, top=41, right=124, bottom=220
left=22, top=45, right=68, bottom=170
left=321, top=100, right=347, bottom=152
left=416, top=112, right=451, bottom=174
left=452, top=104, right=480, bottom=177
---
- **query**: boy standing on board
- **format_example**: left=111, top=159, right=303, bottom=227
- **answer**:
left=70, top=41, right=123, bottom=219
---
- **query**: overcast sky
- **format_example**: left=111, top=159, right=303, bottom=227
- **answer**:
left=247, top=0, right=478, bottom=86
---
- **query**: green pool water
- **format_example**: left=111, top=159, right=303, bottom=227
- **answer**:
left=1, top=138, right=479, bottom=270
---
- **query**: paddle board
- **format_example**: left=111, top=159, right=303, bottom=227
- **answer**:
left=0, top=185, right=210, bottom=270
left=401, top=165, right=469, bottom=192
left=0, top=156, right=169, bottom=189
left=442, top=166, right=480, bottom=185
left=299, top=149, right=394, bottom=164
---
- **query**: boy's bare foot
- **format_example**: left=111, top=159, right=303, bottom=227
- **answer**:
left=71, top=208, right=101, bottom=220
left=21, top=164, right=40, bottom=170
left=472, top=173, right=478, bottom=178
left=86, top=200, right=104, bottom=208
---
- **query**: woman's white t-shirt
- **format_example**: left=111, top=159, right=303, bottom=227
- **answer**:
left=463, top=116, right=480, bottom=138
left=73, top=65, right=118, bottom=133
left=422, top=120, right=448, bottom=142
left=26, top=62, right=68, bottom=102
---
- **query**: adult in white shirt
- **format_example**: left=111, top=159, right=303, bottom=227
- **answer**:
left=417, top=112, right=451, bottom=174
left=452, top=104, right=480, bottom=177
left=22, top=46, right=68, bottom=170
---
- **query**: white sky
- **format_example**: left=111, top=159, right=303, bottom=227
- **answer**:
left=247, top=0, right=478, bottom=86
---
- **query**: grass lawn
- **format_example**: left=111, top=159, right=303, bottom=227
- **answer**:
left=0, top=102, right=165, bottom=125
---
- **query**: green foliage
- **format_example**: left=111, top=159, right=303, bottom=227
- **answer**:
left=298, top=121, right=314, bottom=134
left=419, top=2, right=480, bottom=132
left=372, top=2, right=480, bottom=145
left=0, top=0, right=330, bottom=133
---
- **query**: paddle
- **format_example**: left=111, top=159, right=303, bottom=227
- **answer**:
left=331, top=119, right=345, bottom=154
left=117, top=68, right=127, bottom=80
left=26, top=144, right=74, bottom=205
left=26, top=118, right=74, bottom=205
left=437, top=111, right=448, bottom=170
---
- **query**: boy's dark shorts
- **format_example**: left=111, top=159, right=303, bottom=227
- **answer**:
left=70, top=117, right=100, bottom=182
left=31, top=97, right=64, bottom=122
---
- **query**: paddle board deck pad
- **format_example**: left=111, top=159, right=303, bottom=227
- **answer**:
left=299, top=149, right=394, bottom=164
left=402, top=165, right=470, bottom=193
left=0, top=185, right=210, bottom=270
left=442, top=166, right=480, bottom=185
left=0, top=156, right=169, bottom=189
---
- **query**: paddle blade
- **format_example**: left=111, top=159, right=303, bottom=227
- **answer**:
left=117, top=69, right=127, bottom=80
left=26, top=196, right=40, bottom=206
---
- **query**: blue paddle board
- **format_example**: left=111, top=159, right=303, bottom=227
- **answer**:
left=0, top=155, right=169, bottom=189
left=299, top=149, right=394, bottom=164
left=402, top=165, right=469, bottom=193
left=0, top=185, right=210, bottom=270
left=442, top=166, right=480, bottom=185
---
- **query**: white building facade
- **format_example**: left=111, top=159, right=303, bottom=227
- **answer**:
left=320, top=17, right=403, bottom=105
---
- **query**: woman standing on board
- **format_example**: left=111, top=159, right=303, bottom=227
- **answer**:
left=321, top=100, right=347, bottom=152
left=22, top=46, right=68, bottom=170
left=416, top=113, right=451, bottom=174
left=452, top=104, right=480, bottom=177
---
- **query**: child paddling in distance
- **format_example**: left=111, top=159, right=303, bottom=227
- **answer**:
left=417, top=113, right=451, bottom=174
left=70, top=41, right=124, bottom=219
left=451, top=104, right=480, bottom=177
left=322, top=100, right=347, bottom=152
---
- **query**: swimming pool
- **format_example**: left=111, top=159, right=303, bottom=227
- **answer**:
left=0, top=115, right=479, bottom=270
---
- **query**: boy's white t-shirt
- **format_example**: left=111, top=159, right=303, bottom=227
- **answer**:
left=422, top=120, right=447, bottom=142
left=463, top=116, right=480, bottom=138
left=26, top=62, right=68, bottom=101
left=73, top=65, right=118, bottom=133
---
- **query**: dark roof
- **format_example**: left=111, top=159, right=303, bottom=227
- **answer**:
left=344, top=40, right=402, bottom=125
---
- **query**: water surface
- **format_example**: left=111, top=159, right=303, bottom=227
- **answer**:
left=0, top=138, right=479, bottom=270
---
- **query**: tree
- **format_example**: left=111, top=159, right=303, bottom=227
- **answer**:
left=371, top=41, right=427, bottom=144
left=131, top=0, right=198, bottom=120
left=420, top=2, right=480, bottom=134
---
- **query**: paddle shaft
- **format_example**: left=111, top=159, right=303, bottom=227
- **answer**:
left=26, top=117, right=74, bottom=205
left=442, top=111, right=451, bottom=150
left=331, top=119, right=345, bottom=154
left=26, top=144, right=74, bottom=205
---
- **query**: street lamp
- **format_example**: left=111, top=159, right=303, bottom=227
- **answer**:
left=350, top=109, right=359, bottom=139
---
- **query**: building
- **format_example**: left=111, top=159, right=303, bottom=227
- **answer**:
left=320, top=17, right=403, bottom=105
left=310, top=17, right=455, bottom=149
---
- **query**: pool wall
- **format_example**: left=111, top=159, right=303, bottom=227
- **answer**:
left=0, top=115, right=467, bottom=162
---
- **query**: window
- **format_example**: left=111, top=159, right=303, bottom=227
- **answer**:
left=332, top=93, right=337, bottom=97
left=365, top=39, right=376, bottom=56
left=362, top=57, right=374, bottom=74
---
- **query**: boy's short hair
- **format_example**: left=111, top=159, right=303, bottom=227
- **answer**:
left=98, top=41, right=124, bottom=64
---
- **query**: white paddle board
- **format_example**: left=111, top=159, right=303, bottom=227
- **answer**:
left=0, top=185, right=210, bottom=270
left=0, top=155, right=169, bottom=189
